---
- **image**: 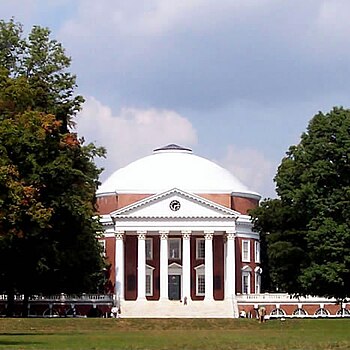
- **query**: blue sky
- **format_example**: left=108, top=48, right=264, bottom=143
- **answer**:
left=2, top=0, right=350, bottom=198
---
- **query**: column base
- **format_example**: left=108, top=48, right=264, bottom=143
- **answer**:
left=136, top=297, right=147, bottom=302
left=204, top=297, right=214, bottom=302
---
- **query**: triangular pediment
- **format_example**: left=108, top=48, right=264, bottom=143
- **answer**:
left=110, top=188, right=239, bottom=219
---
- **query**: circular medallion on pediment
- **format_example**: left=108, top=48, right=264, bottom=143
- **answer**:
left=169, top=200, right=181, bottom=211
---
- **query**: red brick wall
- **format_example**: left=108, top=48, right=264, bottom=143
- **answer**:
left=196, top=193, right=231, bottom=208
left=213, top=235, right=224, bottom=300
left=235, top=237, right=259, bottom=294
left=124, top=235, right=137, bottom=300
left=231, top=196, right=259, bottom=215
left=97, top=195, right=118, bottom=214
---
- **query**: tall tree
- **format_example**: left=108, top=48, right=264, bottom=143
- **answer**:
left=0, top=19, right=106, bottom=315
left=251, top=107, right=350, bottom=300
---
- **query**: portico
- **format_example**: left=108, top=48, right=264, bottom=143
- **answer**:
left=102, top=188, right=242, bottom=304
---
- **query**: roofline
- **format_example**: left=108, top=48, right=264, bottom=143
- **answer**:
left=97, top=189, right=261, bottom=198
left=231, top=191, right=261, bottom=201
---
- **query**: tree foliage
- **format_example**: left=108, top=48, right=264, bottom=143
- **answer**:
left=251, top=107, right=350, bottom=299
left=0, top=19, right=107, bottom=309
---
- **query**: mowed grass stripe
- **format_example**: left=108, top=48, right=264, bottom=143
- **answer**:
left=0, top=318, right=348, bottom=349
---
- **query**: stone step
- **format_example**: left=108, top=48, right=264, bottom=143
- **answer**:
left=119, top=299, right=237, bottom=318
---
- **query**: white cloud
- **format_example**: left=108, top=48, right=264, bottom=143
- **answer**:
left=217, top=145, right=276, bottom=199
left=75, top=97, right=198, bottom=180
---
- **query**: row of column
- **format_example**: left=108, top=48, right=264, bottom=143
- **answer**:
left=114, top=230, right=236, bottom=301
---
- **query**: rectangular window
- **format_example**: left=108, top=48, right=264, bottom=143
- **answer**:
left=255, top=272, right=261, bottom=294
left=242, top=273, right=250, bottom=294
left=146, top=273, right=153, bottom=296
left=197, top=274, right=205, bottom=295
left=255, top=241, right=260, bottom=263
left=242, top=240, right=250, bottom=262
left=145, top=238, right=153, bottom=260
left=169, top=238, right=181, bottom=259
left=196, top=238, right=205, bottom=259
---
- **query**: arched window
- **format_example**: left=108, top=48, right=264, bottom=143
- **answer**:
left=314, top=308, right=329, bottom=317
left=270, top=308, right=286, bottom=317
left=293, top=308, right=307, bottom=317
left=336, top=308, right=350, bottom=316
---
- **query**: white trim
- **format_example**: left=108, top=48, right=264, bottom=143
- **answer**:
left=242, top=269, right=251, bottom=294
left=242, top=240, right=251, bottom=262
left=145, top=265, right=155, bottom=297
left=254, top=241, right=260, bottom=263
left=195, top=264, right=205, bottom=296
left=255, top=270, right=261, bottom=294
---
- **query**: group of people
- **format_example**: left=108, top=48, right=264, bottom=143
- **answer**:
left=239, top=305, right=267, bottom=322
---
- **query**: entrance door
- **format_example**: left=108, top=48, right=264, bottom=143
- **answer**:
left=168, top=275, right=181, bottom=300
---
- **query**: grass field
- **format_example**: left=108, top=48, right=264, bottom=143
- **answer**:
left=0, top=318, right=348, bottom=350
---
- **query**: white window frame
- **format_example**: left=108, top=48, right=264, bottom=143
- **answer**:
left=145, top=238, right=153, bottom=260
left=195, top=264, right=205, bottom=296
left=168, top=238, right=181, bottom=259
left=145, top=265, right=154, bottom=296
left=241, top=265, right=252, bottom=294
left=314, top=308, right=329, bottom=317
left=293, top=308, right=308, bottom=317
left=196, top=238, right=205, bottom=259
left=270, top=308, right=286, bottom=317
left=242, top=272, right=250, bottom=294
left=242, top=240, right=251, bottom=262
left=255, top=272, right=261, bottom=294
left=255, top=241, right=260, bottom=263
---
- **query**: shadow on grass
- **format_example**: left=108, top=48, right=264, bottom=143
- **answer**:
left=0, top=340, right=42, bottom=346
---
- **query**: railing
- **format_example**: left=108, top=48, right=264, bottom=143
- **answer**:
left=236, top=293, right=338, bottom=303
left=0, top=294, right=114, bottom=302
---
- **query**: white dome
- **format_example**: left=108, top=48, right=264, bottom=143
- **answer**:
left=97, top=144, right=260, bottom=197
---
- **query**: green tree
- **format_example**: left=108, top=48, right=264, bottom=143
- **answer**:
left=0, top=19, right=106, bottom=316
left=251, top=107, right=350, bottom=300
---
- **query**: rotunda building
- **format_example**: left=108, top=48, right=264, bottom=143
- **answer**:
left=97, top=144, right=261, bottom=317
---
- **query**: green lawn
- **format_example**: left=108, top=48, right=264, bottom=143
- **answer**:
left=0, top=318, right=348, bottom=350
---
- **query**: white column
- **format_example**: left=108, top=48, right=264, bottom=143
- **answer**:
left=182, top=231, right=191, bottom=302
left=225, top=231, right=236, bottom=300
left=204, top=231, right=214, bottom=301
left=115, top=231, right=124, bottom=302
left=159, top=231, right=169, bottom=300
left=137, top=230, right=147, bottom=300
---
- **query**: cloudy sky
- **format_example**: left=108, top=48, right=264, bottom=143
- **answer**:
left=2, top=0, right=350, bottom=198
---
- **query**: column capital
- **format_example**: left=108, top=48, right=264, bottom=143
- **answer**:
left=159, top=231, right=169, bottom=240
left=204, top=231, right=214, bottom=240
left=226, top=231, right=236, bottom=240
left=137, top=230, right=147, bottom=240
left=181, top=230, right=191, bottom=240
left=115, top=231, right=124, bottom=240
